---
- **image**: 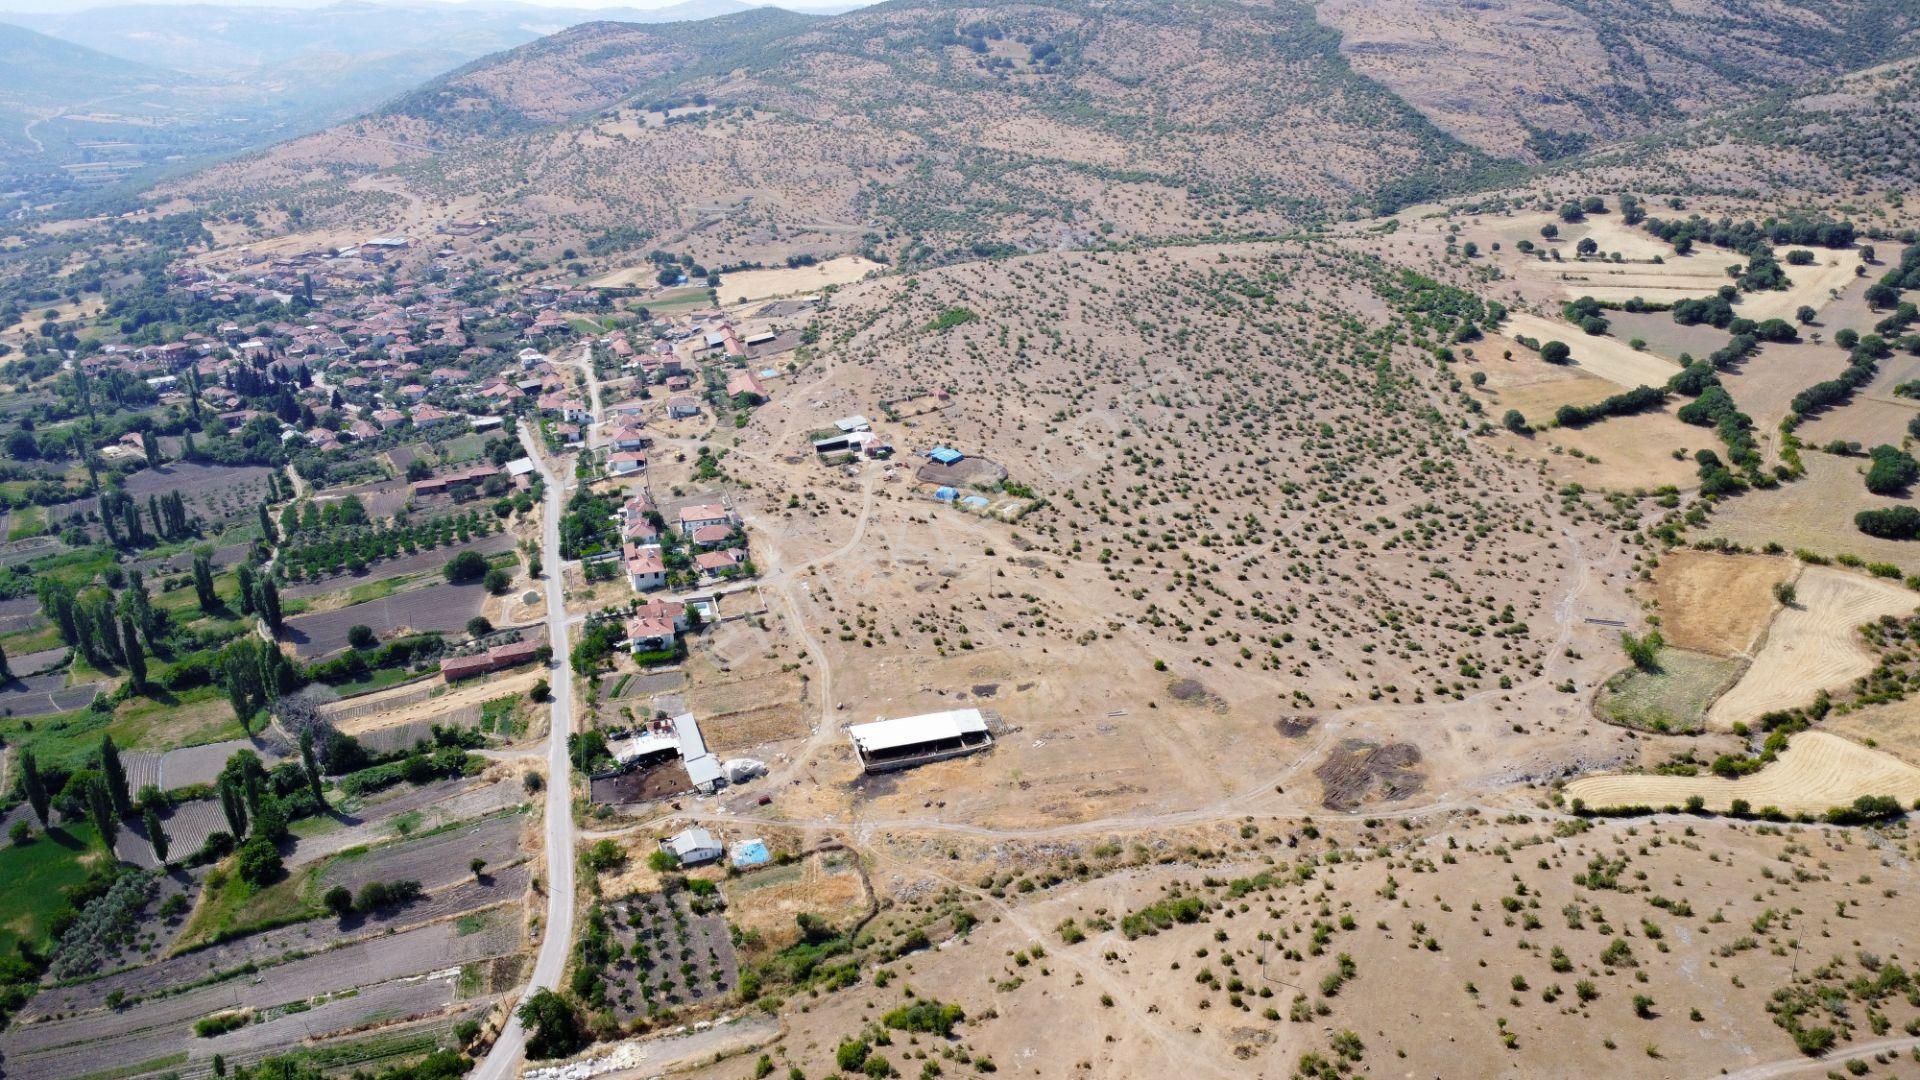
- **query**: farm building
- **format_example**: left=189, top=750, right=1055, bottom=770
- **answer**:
left=927, top=446, right=964, bottom=465
left=849, top=708, right=993, bottom=773
left=442, top=638, right=545, bottom=682
left=664, top=827, right=723, bottom=865
left=674, top=712, right=724, bottom=793
left=836, top=415, right=871, bottom=433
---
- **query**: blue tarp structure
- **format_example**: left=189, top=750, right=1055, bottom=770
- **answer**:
left=935, top=486, right=959, bottom=501
left=961, top=495, right=990, bottom=509
left=928, top=447, right=964, bottom=465
left=731, top=838, right=771, bottom=869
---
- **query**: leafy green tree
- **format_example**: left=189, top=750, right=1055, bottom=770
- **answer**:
left=0, top=640, right=9, bottom=682
left=236, top=836, right=283, bottom=886
left=1502, top=409, right=1530, bottom=434
left=121, top=614, right=148, bottom=695
left=324, top=885, right=354, bottom=917
left=518, top=989, right=586, bottom=1059
left=300, top=729, right=324, bottom=802
left=1540, top=340, right=1571, bottom=364
left=444, top=550, right=488, bottom=584
left=100, top=735, right=133, bottom=818
left=21, top=748, right=51, bottom=827
left=87, top=777, right=118, bottom=848
left=144, top=804, right=169, bottom=864
left=1620, top=630, right=1664, bottom=673
left=257, top=577, right=283, bottom=635
left=191, top=549, right=219, bottom=614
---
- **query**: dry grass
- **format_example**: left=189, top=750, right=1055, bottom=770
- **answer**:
left=1651, top=550, right=1792, bottom=657
left=1504, top=312, right=1682, bottom=389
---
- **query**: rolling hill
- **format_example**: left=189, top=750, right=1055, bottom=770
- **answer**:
left=154, top=0, right=1920, bottom=269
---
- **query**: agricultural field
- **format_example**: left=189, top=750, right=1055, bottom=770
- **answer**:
left=1706, top=566, right=1915, bottom=731
left=1593, top=646, right=1745, bottom=734
left=1649, top=550, right=1792, bottom=657
left=1565, top=730, right=1920, bottom=813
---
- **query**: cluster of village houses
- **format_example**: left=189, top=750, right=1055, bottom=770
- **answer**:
left=133, top=235, right=1003, bottom=805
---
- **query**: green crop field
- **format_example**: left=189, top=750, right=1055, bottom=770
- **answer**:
left=0, top=822, right=105, bottom=957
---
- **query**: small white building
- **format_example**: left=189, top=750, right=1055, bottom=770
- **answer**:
left=664, top=827, right=722, bottom=865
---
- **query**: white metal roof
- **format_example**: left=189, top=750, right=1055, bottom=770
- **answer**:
left=613, top=732, right=679, bottom=763
left=836, top=415, right=871, bottom=432
left=669, top=827, right=719, bottom=856
left=685, top=753, right=724, bottom=789
left=849, top=709, right=989, bottom=754
left=672, top=712, right=709, bottom=758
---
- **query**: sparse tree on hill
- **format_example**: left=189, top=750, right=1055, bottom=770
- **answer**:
left=1540, top=340, right=1571, bottom=365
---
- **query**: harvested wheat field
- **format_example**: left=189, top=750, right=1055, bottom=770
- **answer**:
left=1706, top=566, right=1916, bottom=730
left=1464, top=335, right=1620, bottom=422
left=1652, top=550, right=1792, bottom=656
left=1565, top=731, right=1920, bottom=813
left=1505, top=312, right=1681, bottom=389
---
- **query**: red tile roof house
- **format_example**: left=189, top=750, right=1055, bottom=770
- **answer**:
left=626, top=615, right=678, bottom=653
left=677, top=504, right=732, bottom=535
left=607, top=422, right=651, bottom=451
left=608, top=450, right=649, bottom=477
left=690, top=523, right=734, bottom=547
left=633, top=598, right=689, bottom=631
left=626, top=543, right=666, bottom=592
left=726, top=370, right=768, bottom=401
left=695, top=549, right=747, bottom=578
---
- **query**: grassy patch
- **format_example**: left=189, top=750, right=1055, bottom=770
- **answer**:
left=346, top=577, right=403, bottom=605
left=68, top=1051, right=189, bottom=1080
left=454, top=913, right=487, bottom=936
left=112, top=684, right=244, bottom=751
left=1597, top=647, right=1746, bottom=734
left=0, top=622, right=64, bottom=657
left=328, top=666, right=425, bottom=698
left=0, top=706, right=117, bottom=773
left=7, top=505, right=47, bottom=540
left=0, top=823, right=104, bottom=957
left=174, top=863, right=323, bottom=952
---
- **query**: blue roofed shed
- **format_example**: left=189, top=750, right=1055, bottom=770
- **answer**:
left=934, top=486, right=959, bottom=501
left=927, top=447, right=964, bottom=465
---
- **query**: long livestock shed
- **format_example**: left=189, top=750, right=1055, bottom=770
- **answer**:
left=848, top=708, right=993, bottom=773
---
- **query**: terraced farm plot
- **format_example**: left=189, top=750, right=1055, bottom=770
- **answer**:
left=1651, top=550, right=1792, bottom=656
left=320, top=809, right=527, bottom=894
left=1796, top=352, right=1920, bottom=448
left=284, top=580, right=489, bottom=658
left=1565, top=731, right=1920, bottom=813
left=1594, top=647, right=1746, bottom=733
left=1707, top=566, right=1916, bottom=730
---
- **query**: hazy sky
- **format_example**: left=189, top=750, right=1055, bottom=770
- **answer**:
left=0, top=0, right=770, bottom=10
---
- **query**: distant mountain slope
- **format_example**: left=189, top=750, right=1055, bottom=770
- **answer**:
left=1557, top=53, right=1920, bottom=202
left=1319, top=0, right=1920, bottom=161
left=0, top=21, right=184, bottom=106
left=176, top=0, right=1502, bottom=252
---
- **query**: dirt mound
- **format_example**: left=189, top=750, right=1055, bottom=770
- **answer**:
left=915, top=456, right=1008, bottom=488
left=1315, top=739, right=1424, bottom=810
left=1274, top=715, right=1317, bottom=739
